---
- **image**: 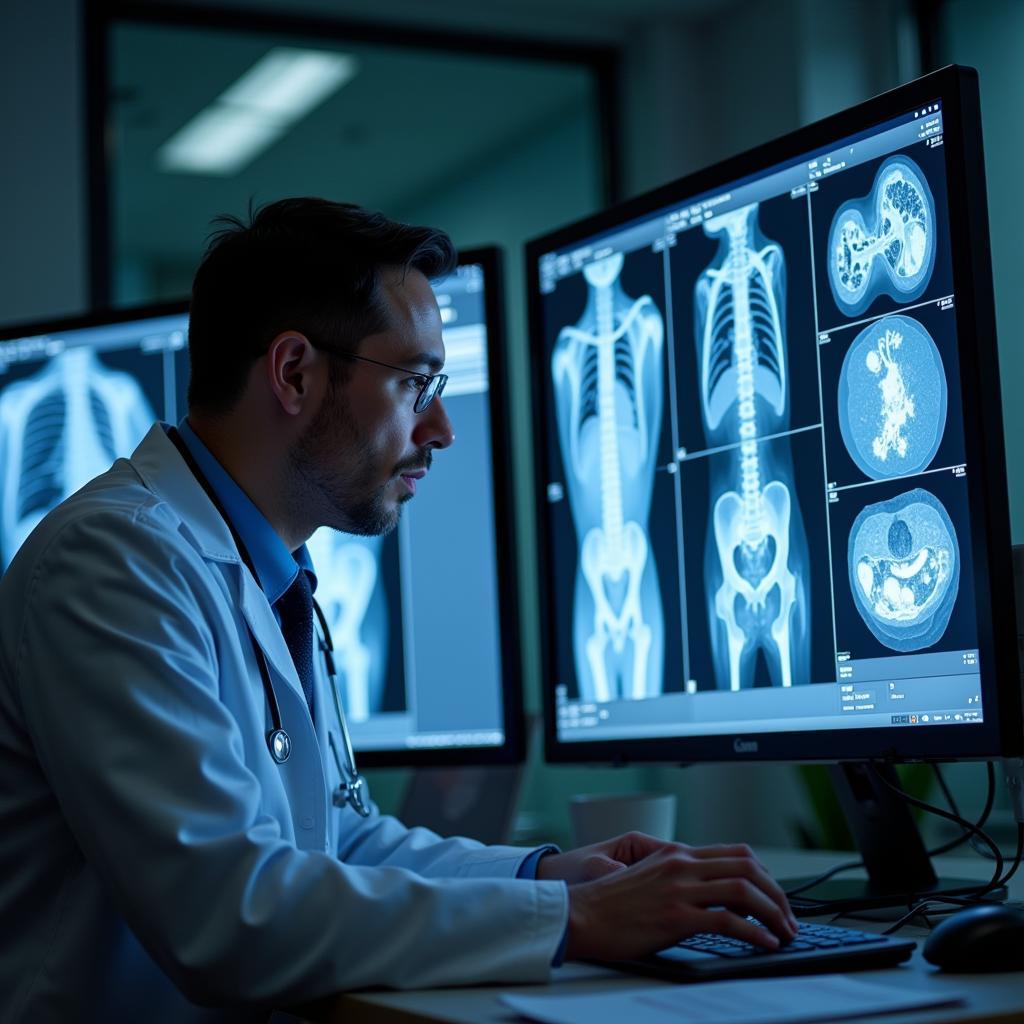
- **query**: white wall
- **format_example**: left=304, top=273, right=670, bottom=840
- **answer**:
left=0, top=0, right=89, bottom=326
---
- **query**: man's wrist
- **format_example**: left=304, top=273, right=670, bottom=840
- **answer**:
left=516, top=845, right=560, bottom=880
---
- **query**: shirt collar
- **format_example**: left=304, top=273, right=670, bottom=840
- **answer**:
left=175, top=418, right=316, bottom=603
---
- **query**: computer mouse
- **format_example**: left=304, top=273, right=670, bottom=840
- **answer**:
left=923, top=903, right=1024, bottom=973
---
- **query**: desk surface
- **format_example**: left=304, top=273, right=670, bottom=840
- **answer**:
left=306, top=849, right=1024, bottom=1024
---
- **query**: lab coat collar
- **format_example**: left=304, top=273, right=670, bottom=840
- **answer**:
left=128, top=423, right=314, bottom=710
left=129, top=423, right=244, bottom=563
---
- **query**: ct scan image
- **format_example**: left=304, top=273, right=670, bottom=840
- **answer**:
left=847, top=488, right=959, bottom=652
left=818, top=300, right=965, bottom=490
left=829, top=468, right=976, bottom=660
left=811, top=142, right=953, bottom=329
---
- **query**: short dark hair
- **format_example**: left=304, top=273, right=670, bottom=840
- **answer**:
left=187, top=197, right=457, bottom=413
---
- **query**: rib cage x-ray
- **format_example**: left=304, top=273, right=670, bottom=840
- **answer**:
left=848, top=488, right=959, bottom=651
left=552, top=252, right=666, bottom=703
left=694, top=203, right=810, bottom=691
left=306, top=529, right=388, bottom=723
left=827, top=156, right=936, bottom=317
left=0, top=347, right=154, bottom=567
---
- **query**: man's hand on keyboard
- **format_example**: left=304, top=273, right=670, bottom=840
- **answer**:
left=553, top=838, right=799, bottom=963
left=536, top=830, right=678, bottom=884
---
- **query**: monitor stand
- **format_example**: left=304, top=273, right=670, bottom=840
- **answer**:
left=399, top=764, right=524, bottom=845
left=784, top=762, right=1005, bottom=913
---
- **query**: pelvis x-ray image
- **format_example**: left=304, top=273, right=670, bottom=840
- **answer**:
left=695, top=203, right=810, bottom=691
left=552, top=251, right=666, bottom=703
left=828, top=156, right=936, bottom=317
left=0, top=347, right=154, bottom=567
left=305, top=528, right=389, bottom=723
left=848, top=488, right=959, bottom=651
left=838, top=314, right=947, bottom=480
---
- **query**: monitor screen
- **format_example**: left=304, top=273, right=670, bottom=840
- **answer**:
left=0, top=247, right=523, bottom=766
left=0, top=305, right=189, bottom=569
left=326, top=248, right=524, bottom=765
left=528, top=65, right=1021, bottom=765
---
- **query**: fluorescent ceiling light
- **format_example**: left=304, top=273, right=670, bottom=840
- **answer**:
left=158, top=107, right=286, bottom=176
left=221, top=49, right=357, bottom=118
left=158, top=48, right=358, bottom=176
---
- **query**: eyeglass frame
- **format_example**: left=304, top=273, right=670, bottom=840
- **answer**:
left=315, top=348, right=448, bottom=413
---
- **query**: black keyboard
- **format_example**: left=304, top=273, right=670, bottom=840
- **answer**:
left=615, top=922, right=916, bottom=981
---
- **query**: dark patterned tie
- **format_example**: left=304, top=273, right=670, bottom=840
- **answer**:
left=275, top=570, right=315, bottom=721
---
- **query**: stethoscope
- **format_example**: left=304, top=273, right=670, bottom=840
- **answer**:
left=167, top=427, right=370, bottom=818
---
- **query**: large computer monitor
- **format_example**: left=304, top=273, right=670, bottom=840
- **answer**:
left=0, top=246, right=523, bottom=769
left=527, top=66, right=1021, bottom=901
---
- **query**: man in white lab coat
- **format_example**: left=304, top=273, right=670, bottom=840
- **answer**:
left=0, top=198, right=795, bottom=1022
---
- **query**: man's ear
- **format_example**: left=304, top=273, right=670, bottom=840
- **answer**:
left=265, top=331, right=319, bottom=416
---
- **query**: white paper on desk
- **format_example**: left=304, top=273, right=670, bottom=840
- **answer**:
left=501, top=974, right=964, bottom=1024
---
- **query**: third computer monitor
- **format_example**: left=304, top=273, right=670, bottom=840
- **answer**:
left=527, top=65, right=1022, bottom=767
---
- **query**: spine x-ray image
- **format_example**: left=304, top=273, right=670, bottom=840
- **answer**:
left=847, top=487, right=959, bottom=651
left=694, top=203, right=810, bottom=691
left=551, top=252, right=665, bottom=703
left=838, top=314, right=947, bottom=480
left=305, top=529, right=390, bottom=722
left=0, top=347, right=154, bottom=567
left=827, top=156, right=937, bottom=317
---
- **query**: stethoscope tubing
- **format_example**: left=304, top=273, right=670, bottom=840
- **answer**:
left=166, top=427, right=370, bottom=816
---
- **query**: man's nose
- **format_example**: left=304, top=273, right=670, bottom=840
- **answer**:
left=412, top=396, right=455, bottom=450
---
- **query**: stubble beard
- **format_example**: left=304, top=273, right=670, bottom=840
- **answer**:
left=289, top=386, right=401, bottom=538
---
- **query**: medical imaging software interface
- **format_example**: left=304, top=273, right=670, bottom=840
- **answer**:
left=0, top=263, right=508, bottom=753
left=537, top=101, right=985, bottom=743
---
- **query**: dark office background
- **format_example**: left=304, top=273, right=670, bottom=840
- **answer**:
left=2, top=0, right=1020, bottom=849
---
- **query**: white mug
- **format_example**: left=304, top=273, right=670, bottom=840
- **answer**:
left=568, top=791, right=677, bottom=847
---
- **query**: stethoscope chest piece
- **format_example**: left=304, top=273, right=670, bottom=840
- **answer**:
left=332, top=772, right=370, bottom=816
left=269, top=728, right=291, bottom=764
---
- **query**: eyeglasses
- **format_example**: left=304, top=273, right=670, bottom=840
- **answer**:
left=321, top=350, right=448, bottom=413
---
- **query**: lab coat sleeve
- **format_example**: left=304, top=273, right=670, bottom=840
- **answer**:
left=13, top=507, right=568, bottom=1005
left=335, top=811, right=556, bottom=880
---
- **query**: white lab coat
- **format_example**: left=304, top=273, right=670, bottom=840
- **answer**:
left=0, top=424, right=567, bottom=1023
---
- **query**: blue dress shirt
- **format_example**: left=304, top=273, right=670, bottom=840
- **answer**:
left=175, top=419, right=315, bottom=609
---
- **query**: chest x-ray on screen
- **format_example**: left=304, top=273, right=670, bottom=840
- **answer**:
left=0, top=347, right=155, bottom=568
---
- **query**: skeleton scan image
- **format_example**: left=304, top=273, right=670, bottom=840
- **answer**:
left=0, top=347, right=155, bottom=568
left=305, top=530, right=389, bottom=723
left=551, top=251, right=666, bottom=703
left=838, top=314, right=947, bottom=480
left=827, top=156, right=936, bottom=317
left=847, top=487, right=960, bottom=652
left=694, top=203, right=810, bottom=691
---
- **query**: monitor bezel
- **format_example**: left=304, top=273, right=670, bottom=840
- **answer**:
left=0, top=299, right=191, bottom=345
left=526, top=65, right=1022, bottom=766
